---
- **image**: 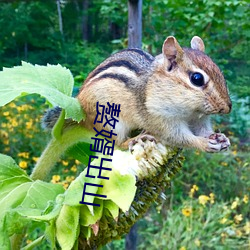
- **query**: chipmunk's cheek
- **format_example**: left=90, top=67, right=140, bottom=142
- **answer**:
left=202, top=101, right=214, bottom=115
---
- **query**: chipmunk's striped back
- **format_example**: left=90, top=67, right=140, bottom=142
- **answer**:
left=83, top=48, right=155, bottom=89
left=77, top=48, right=155, bottom=143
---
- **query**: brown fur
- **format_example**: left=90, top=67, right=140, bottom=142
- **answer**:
left=77, top=36, right=232, bottom=152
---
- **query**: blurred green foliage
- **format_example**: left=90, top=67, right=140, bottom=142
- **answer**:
left=0, top=0, right=249, bottom=248
left=0, top=0, right=249, bottom=97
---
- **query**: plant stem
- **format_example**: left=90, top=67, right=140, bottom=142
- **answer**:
left=11, top=126, right=94, bottom=249
left=30, top=125, right=94, bottom=181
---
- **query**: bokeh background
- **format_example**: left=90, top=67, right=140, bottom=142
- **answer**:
left=0, top=1, right=249, bottom=249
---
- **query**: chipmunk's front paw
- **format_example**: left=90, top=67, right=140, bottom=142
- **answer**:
left=129, top=134, right=156, bottom=152
left=206, top=133, right=230, bottom=152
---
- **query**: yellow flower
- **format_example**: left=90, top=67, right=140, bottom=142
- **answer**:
left=235, top=157, right=242, bottom=163
left=221, top=162, right=228, bottom=167
left=62, top=160, right=69, bottom=166
left=11, top=119, right=18, bottom=127
left=182, top=207, right=192, bottom=217
left=0, top=130, right=8, bottom=138
left=231, top=198, right=240, bottom=209
left=32, top=157, right=39, bottom=163
left=66, top=176, right=75, bottom=182
left=244, top=221, right=250, bottom=234
left=189, top=184, right=199, bottom=198
left=71, top=165, right=77, bottom=172
left=3, top=138, right=9, bottom=145
left=209, top=193, right=215, bottom=204
left=51, top=175, right=61, bottom=183
left=9, top=102, right=16, bottom=108
left=194, top=238, right=201, bottom=247
left=232, top=150, right=237, bottom=156
left=243, top=195, right=248, bottom=204
left=75, top=159, right=81, bottom=165
left=198, top=195, right=210, bottom=206
left=231, top=201, right=238, bottom=209
left=4, top=147, right=10, bottom=152
left=19, top=161, right=28, bottom=169
left=236, top=229, right=242, bottom=237
left=3, top=111, right=9, bottom=116
left=234, top=214, right=243, bottom=224
left=17, top=106, right=24, bottom=112
left=26, top=121, right=33, bottom=129
left=18, top=152, right=30, bottom=159
left=179, top=247, right=186, bottom=250
left=221, top=232, right=227, bottom=238
left=17, top=105, right=31, bottom=112
left=220, top=217, right=228, bottom=224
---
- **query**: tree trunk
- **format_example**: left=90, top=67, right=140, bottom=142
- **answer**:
left=56, top=0, right=63, bottom=36
left=128, top=0, right=142, bottom=48
left=126, top=3, right=143, bottom=247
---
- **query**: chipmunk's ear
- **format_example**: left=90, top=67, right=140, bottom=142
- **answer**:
left=162, top=36, right=184, bottom=63
left=191, top=36, right=205, bottom=52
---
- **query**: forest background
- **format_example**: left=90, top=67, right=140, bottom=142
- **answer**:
left=0, top=0, right=249, bottom=249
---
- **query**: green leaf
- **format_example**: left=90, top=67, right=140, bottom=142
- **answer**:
left=98, top=169, right=136, bottom=212
left=0, top=180, right=64, bottom=238
left=0, top=154, right=30, bottom=181
left=3, top=210, right=31, bottom=238
left=0, top=182, right=32, bottom=217
left=0, top=182, right=33, bottom=246
left=0, top=62, right=84, bottom=121
left=79, top=199, right=103, bottom=226
left=103, top=200, right=119, bottom=219
left=64, top=154, right=137, bottom=214
left=64, top=158, right=103, bottom=214
left=26, top=199, right=63, bottom=222
left=80, top=226, right=92, bottom=240
left=0, top=232, right=10, bottom=250
left=45, top=220, right=56, bottom=249
left=0, top=153, right=65, bottom=240
left=66, top=142, right=94, bottom=165
left=0, top=176, right=32, bottom=201
left=56, top=205, right=80, bottom=250
left=20, top=181, right=64, bottom=212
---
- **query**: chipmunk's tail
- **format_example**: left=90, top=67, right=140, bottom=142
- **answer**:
left=41, top=106, right=62, bottom=130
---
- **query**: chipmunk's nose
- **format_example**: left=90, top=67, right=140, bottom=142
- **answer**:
left=219, top=101, right=232, bottom=114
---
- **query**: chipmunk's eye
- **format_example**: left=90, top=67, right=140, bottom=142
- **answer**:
left=190, top=72, right=204, bottom=87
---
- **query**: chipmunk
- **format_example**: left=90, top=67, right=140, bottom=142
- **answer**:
left=44, top=36, right=232, bottom=153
